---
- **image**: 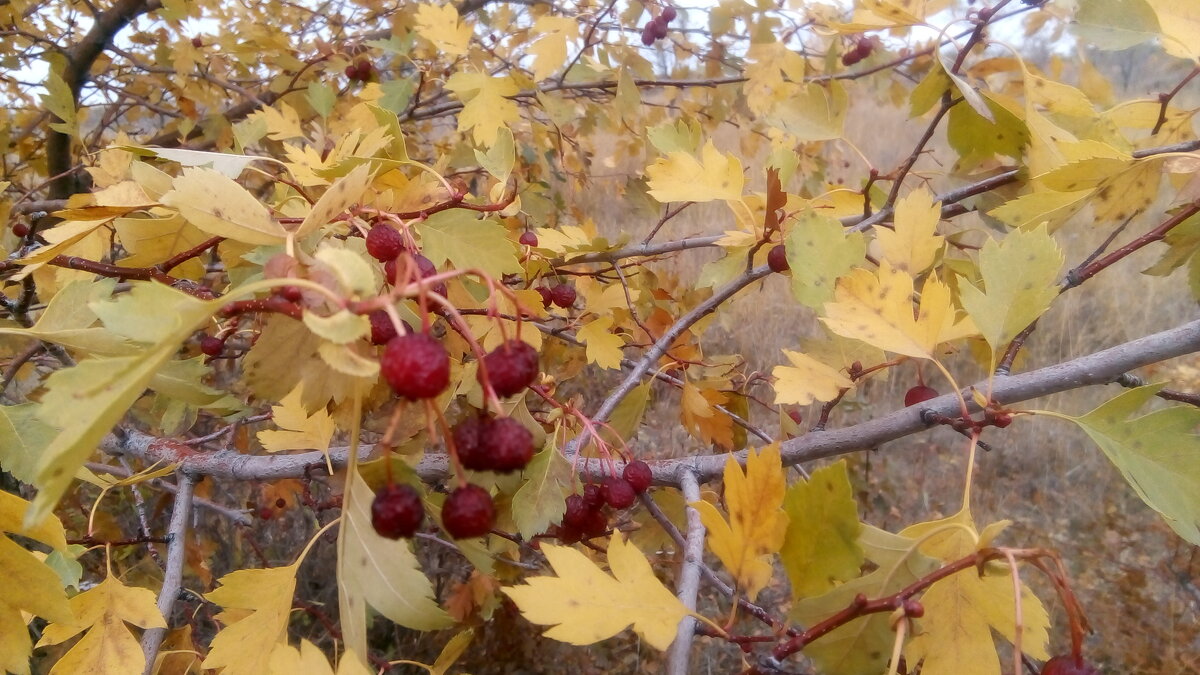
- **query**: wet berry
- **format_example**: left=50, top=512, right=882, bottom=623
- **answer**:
left=366, top=224, right=405, bottom=262
left=480, top=339, right=539, bottom=397
left=622, top=460, right=653, bottom=494
left=602, top=476, right=637, bottom=509
left=550, top=283, right=576, bottom=308
left=442, top=484, right=495, bottom=539
left=381, top=333, right=450, bottom=399
left=903, top=384, right=939, bottom=407
left=371, top=483, right=424, bottom=539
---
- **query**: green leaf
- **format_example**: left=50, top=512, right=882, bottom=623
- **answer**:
left=1073, top=0, right=1162, bottom=51
left=306, top=81, right=335, bottom=118
left=511, top=442, right=574, bottom=539
left=1067, top=384, right=1200, bottom=545
left=780, top=461, right=863, bottom=599
left=418, top=211, right=521, bottom=279
left=785, top=210, right=867, bottom=309
left=959, top=224, right=1063, bottom=359
left=0, top=404, right=56, bottom=485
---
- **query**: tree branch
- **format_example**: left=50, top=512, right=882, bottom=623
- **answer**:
left=139, top=470, right=194, bottom=675
left=666, top=470, right=704, bottom=675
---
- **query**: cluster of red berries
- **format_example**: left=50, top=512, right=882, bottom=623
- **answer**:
left=640, top=5, right=677, bottom=46
left=841, top=36, right=874, bottom=67
left=453, top=414, right=535, bottom=473
left=365, top=224, right=447, bottom=296
left=536, top=282, right=576, bottom=309
left=370, top=481, right=498, bottom=540
left=555, top=460, right=653, bottom=543
left=345, top=59, right=375, bottom=82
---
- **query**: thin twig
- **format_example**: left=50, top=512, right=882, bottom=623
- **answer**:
left=140, top=471, right=195, bottom=675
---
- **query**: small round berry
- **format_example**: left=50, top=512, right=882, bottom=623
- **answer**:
left=480, top=339, right=539, bottom=398
left=371, top=483, right=424, bottom=539
left=357, top=61, right=374, bottom=80
left=384, top=259, right=398, bottom=284
left=563, top=495, right=591, bottom=530
left=483, top=417, right=534, bottom=472
left=640, top=24, right=657, bottom=46
left=199, top=335, right=224, bottom=357
left=381, top=332, right=451, bottom=399
left=556, top=523, right=582, bottom=544
left=414, top=253, right=448, bottom=297
left=842, top=49, right=864, bottom=67
left=11, top=223, right=29, bottom=238
left=855, top=37, right=874, bottom=58
left=1040, top=655, right=1099, bottom=675
left=622, top=460, right=653, bottom=494
left=452, top=415, right=490, bottom=471
left=345, top=64, right=358, bottom=79
left=366, top=224, right=405, bottom=262
left=536, top=287, right=554, bottom=308
left=903, top=384, right=939, bottom=407
left=191, top=36, right=204, bottom=48
left=661, top=6, right=677, bottom=22
left=602, top=476, right=637, bottom=510
left=278, top=285, right=303, bottom=303
left=581, top=509, right=609, bottom=537
left=550, top=283, right=576, bottom=308
left=442, top=484, right=495, bottom=539
left=651, top=18, right=669, bottom=39
left=519, top=230, right=539, bottom=247
left=368, top=310, right=399, bottom=345
left=582, top=483, right=604, bottom=509
left=767, top=244, right=789, bottom=273
left=903, top=599, right=925, bottom=618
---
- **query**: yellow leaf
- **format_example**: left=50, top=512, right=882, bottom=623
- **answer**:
left=0, top=492, right=72, bottom=674
left=876, top=187, right=943, bottom=274
left=679, top=382, right=735, bottom=449
left=202, top=564, right=299, bottom=674
left=115, top=213, right=211, bottom=279
left=258, top=384, right=335, bottom=453
left=646, top=140, right=744, bottom=203
left=294, top=163, right=373, bottom=239
left=1145, top=0, right=1200, bottom=61
left=248, top=102, right=305, bottom=141
left=38, top=575, right=166, bottom=675
left=501, top=532, right=690, bottom=650
left=338, top=471, right=451, bottom=657
left=267, top=640, right=372, bottom=675
left=959, top=225, right=1064, bottom=359
left=691, top=444, right=788, bottom=600
left=415, top=3, right=472, bottom=56
left=576, top=316, right=624, bottom=369
left=528, top=16, right=579, bottom=81
left=772, top=350, right=853, bottom=406
left=821, top=263, right=975, bottom=359
left=302, top=310, right=370, bottom=345
left=444, top=72, right=520, bottom=146
left=161, top=167, right=287, bottom=246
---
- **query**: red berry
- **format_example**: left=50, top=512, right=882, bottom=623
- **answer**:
left=413, top=253, right=448, bottom=297
left=199, top=335, right=224, bottom=357
left=11, top=222, right=29, bottom=238
left=903, top=599, right=924, bottom=618
left=442, top=484, right=495, bottom=539
left=277, top=285, right=303, bottom=303
left=581, top=509, right=609, bottom=537
left=582, top=483, right=604, bottom=509
left=1040, top=655, right=1099, bottom=675
left=483, top=417, right=534, bottom=472
left=842, top=49, right=864, bottom=67
left=767, top=244, right=789, bottom=273
left=371, top=483, right=423, bottom=539
left=556, top=523, right=582, bottom=544
left=550, top=283, right=576, bottom=308
left=787, top=409, right=803, bottom=425
left=602, top=476, right=637, bottom=509
left=452, top=415, right=490, bottom=472
left=258, top=506, right=274, bottom=520
left=651, top=18, right=669, bottom=39
left=345, top=64, right=358, bottom=79
left=366, top=224, right=405, bottom=262
left=563, top=495, right=591, bottom=530
left=357, top=61, right=374, bottom=80
left=519, top=231, right=538, bottom=246
left=855, top=37, right=874, bottom=58
left=622, top=460, right=653, bottom=494
left=903, top=384, right=939, bottom=407
left=381, top=333, right=450, bottom=399
left=191, top=36, right=203, bottom=48
left=384, top=259, right=398, bottom=284
left=640, top=25, right=656, bottom=46
left=536, top=287, right=554, bottom=308
left=480, top=339, right=539, bottom=397
left=661, top=6, right=677, bottom=22
left=368, top=310, right=401, bottom=345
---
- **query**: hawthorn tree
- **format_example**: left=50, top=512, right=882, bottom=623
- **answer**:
left=2, top=0, right=1199, bottom=672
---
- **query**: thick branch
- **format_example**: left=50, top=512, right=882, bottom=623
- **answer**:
left=106, top=319, right=1200, bottom=485
left=666, top=470, right=705, bottom=675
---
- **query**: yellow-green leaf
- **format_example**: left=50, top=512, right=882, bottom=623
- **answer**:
left=576, top=316, right=625, bottom=369
left=780, top=461, right=864, bottom=599
left=258, top=384, right=335, bottom=453
left=772, top=350, right=853, bottom=406
left=876, top=187, right=943, bottom=274
left=785, top=210, right=867, bottom=309
left=418, top=211, right=521, bottom=279
left=202, top=564, right=299, bottom=674
left=511, top=442, right=574, bottom=539
left=162, top=167, right=287, bottom=245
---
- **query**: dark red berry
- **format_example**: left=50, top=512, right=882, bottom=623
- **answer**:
left=357, top=61, right=374, bottom=81
left=519, top=231, right=538, bottom=247
left=563, top=495, right=591, bottom=530
left=366, top=225, right=405, bottom=262
left=903, top=384, right=939, bottom=407
left=536, top=287, right=554, bottom=308
left=640, top=25, right=656, bottom=46
left=903, top=599, right=924, bottom=618
left=602, top=476, right=637, bottom=510
left=11, top=222, right=29, bottom=238
left=581, top=509, right=609, bottom=537
left=480, top=339, right=539, bottom=397
left=384, top=259, right=398, bottom=284
left=582, top=483, right=604, bottom=509
left=191, top=36, right=204, bottom=48
left=661, top=6, right=677, bottom=22
left=842, top=49, right=864, bottom=67
left=381, top=333, right=450, bottom=399
left=345, top=64, right=358, bottom=79
left=199, top=335, right=224, bottom=357
left=788, top=409, right=803, bottom=425
left=550, top=283, right=576, bottom=308
left=622, top=460, right=653, bottom=494
left=556, top=523, right=582, bottom=544
left=855, top=37, right=874, bottom=58
left=258, top=506, right=273, bottom=520
left=368, top=310, right=399, bottom=345
left=371, top=483, right=424, bottom=539
left=413, top=253, right=448, bottom=297
left=278, top=285, right=303, bottom=303
left=651, top=17, right=669, bottom=39
left=767, top=244, right=789, bottom=273
left=1040, top=655, right=1099, bottom=675
left=442, top=484, right=495, bottom=539
left=452, top=415, right=490, bottom=472
left=275, top=497, right=287, bottom=509
left=483, top=417, right=534, bottom=472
